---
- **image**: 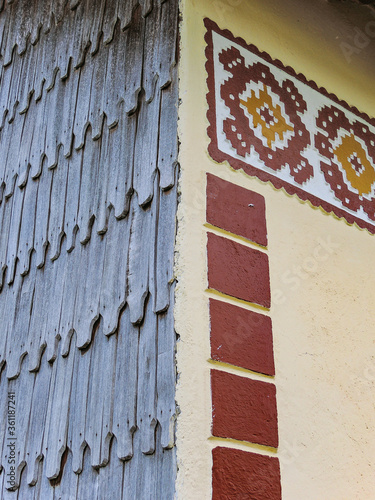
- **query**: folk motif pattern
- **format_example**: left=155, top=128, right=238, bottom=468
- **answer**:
left=205, top=19, right=375, bottom=234
left=220, top=46, right=314, bottom=185
left=315, top=106, right=375, bottom=221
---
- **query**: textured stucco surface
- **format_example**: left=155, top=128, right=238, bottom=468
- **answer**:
left=176, top=0, right=375, bottom=498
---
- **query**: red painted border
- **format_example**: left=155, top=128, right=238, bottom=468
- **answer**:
left=211, top=369, right=278, bottom=447
left=207, top=232, right=271, bottom=308
left=212, top=447, right=282, bottom=500
left=209, top=298, right=275, bottom=376
left=206, top=173, right=268, bottom=247
left=206, top=179, right=282, bottom=497
left=204, top=17, right=375, bottom=235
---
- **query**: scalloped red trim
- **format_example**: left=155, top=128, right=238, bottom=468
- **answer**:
left=204, top=18, right=375, bottom=235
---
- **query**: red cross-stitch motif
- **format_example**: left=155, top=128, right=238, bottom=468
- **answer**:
left=219, top=46, right=313, bottom=185
left=315, top=105, right=375, bottom=220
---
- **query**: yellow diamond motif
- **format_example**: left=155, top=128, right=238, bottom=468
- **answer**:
left=240, top=86, right=294, bottom=148
left=334, top=134, right=375, bottom=196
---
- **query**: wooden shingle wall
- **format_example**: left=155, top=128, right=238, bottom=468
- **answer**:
left=0, top=0, right=179, bottom=497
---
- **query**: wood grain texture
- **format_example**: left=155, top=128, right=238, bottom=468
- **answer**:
left=0, top=0, right=179, bottom=494
left=112, top=308, right=138, bottom=461
left=157, top=284, right=177, bottom=449
left=108, top=109, right=136, bottom=220
left=133, top=88, right=162, bottom=207
left=154, top=179, right=178, bottom=313
left=137, top=296, right=158, bottom=455
left=100, top=215, right=129, bottom=336
left=158, top=64, right=179, bottom=191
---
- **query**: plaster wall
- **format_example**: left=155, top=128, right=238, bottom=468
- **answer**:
left=176, top=0, right=375, bottom=498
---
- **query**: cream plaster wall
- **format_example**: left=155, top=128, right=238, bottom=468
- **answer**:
left=175, top=0, right=375, bottom=498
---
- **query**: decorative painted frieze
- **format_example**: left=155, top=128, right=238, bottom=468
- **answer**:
left=205, top=19, right=375, bottom=233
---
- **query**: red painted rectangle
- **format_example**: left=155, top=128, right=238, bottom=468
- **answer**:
left=211, top=369, right=278, bottom=447
left=210, top=298, right=275, bottom=376
left=212, top=447, right=281, bottom=500
left=206, top=173, right=267, bottom=246
left=207, top=232, right=270, bottom=308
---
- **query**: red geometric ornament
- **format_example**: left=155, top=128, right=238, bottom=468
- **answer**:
left=205, top=18, right=375, bottom=233
left=220, top=46, right=313, bottom=185
left=315, top=105, right=375, bottom=221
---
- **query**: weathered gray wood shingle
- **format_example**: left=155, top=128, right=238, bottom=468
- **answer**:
left=0, top=0, right=179, bottom=497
